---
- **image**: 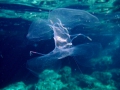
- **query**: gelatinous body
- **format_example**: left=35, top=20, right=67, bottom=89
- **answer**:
left=27, top=8, right=99, bottom=41
left=26, top=19, right=53, bottom=41
left=26, top=8, right=101, bottom=76
left=49, top=8, right=99, bottom=28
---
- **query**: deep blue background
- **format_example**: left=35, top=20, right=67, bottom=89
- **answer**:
left=0, top=4, right=120, bottom=89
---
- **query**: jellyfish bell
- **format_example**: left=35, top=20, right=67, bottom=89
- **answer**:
left=26, top=8, right=101, bottom=76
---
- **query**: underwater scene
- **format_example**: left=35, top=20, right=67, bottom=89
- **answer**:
left=0, top=0, right=120, bottom=90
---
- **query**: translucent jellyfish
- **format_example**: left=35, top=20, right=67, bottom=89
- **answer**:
left=26, top=8, right=101, bottom=76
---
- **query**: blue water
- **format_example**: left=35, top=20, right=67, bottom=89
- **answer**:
left=0, top=3, right=120, bottom=90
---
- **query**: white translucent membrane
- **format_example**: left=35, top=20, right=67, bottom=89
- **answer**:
left=26, top=19, right=53, bottom=41
left=26, top=8, right=101, bottom=76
